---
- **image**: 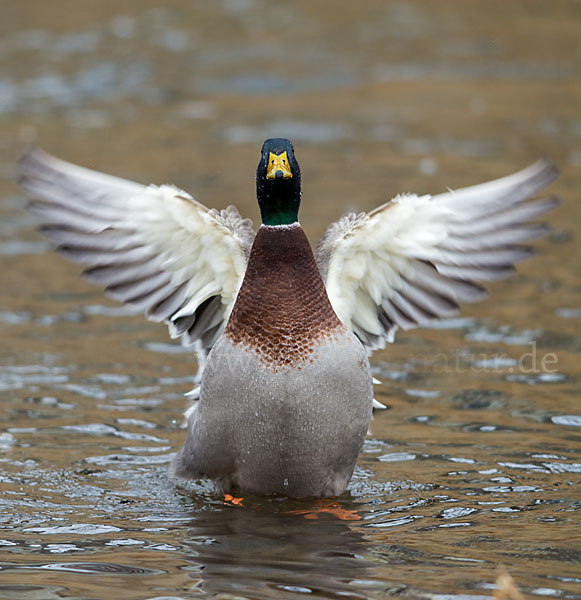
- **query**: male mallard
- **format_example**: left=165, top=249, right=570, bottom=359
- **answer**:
left=18, top=139, right=558, bottom=497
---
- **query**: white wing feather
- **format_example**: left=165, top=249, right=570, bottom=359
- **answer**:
left=317, top=159, right=559, bottom=352
left=18, top=147, right=255, bottom=376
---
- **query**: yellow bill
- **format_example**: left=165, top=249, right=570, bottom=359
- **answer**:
left=266, top=151, right=293, bottom=180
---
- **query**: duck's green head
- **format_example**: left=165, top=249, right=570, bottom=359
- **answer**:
left=256, top=138, right=301, bottom=226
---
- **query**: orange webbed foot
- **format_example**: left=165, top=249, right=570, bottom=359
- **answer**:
left=223, top=494, right=244, bottom=506
left=285, top=499, right=361, bottom=521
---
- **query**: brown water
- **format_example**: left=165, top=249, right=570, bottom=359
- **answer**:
left=1, top=2, right=580, bottom=599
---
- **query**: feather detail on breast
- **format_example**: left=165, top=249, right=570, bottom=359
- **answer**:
left=226, top=224, right=343, bottom=368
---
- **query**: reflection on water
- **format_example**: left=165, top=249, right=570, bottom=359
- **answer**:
left=1, top=1, right=581, bottom=599
left=181, top=498, right=375, bottom=599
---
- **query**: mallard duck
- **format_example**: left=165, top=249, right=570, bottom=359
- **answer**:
left=18, top=139, right=558, bottom=497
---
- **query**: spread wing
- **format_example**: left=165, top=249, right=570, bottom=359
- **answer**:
left=18, top=147, right=255, bottom=377
left=316, top=159, right=559, bottom=352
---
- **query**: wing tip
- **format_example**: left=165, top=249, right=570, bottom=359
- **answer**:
left=536, top=156, right=560, bottom=181
left=17, top=145, right=54, bottom=174
left=17, top=144, right=39, bottom=168
left=541, top=194, right=560, bottom=211
left=513, top=156, right=559, bottom=188
left=463, top=284, right=489, bottom=304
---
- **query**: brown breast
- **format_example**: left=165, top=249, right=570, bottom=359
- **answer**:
left=225, top=224, right=343, bottom=368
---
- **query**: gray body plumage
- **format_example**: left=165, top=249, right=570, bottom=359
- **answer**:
left=173, top=331, right=373, bottom=497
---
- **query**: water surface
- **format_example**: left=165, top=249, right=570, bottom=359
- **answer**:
left=1, top=2, right=580, bottom=599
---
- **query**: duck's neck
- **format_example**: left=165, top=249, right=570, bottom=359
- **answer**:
left=225, top=223, right=342, bottom=366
